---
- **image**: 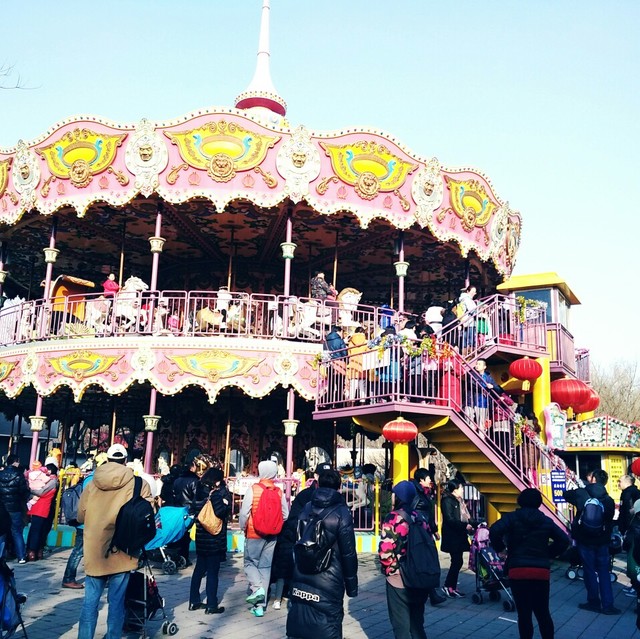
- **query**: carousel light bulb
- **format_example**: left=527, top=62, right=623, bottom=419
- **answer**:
left=0, top=270, right=7, bottom=284
left=394, top=261, right=409, bottom=278
left=43, top=248, right=60, bottom=264
left=143, top=414, right=161, bottom=431
left=29, top=415, right=47, bottom=432
left=280, top=242, right=297, bottom=260
left=149, top=236, right=166, bottom=254
left=283, top=418, right=299, bottom=437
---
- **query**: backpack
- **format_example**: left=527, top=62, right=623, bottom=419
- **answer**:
left=61, top=482, right=84, bottom=525
left=294, top=505, right=339, bottom=575
left=398, top=510, right=441, bottom=590
left=107, top=476, right=156, bottom=558
left=0, top=559, right=25, bottom=637
left=252, top=482, right=284, bottom=537
left=578, top=496, right=605, bottom=534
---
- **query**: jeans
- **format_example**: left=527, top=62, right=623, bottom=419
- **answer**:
left=63, top=528, right=84, bottom=583
left=244, top=537, right=276, bottom=609
left=578, top=543, right=614, bottom=609
left=9, top=510, right=26, bottom=561
left=26, top=515, right=48, bottom=552
left=385, top=581, right=428, bottom=639
left=190, top=553, right=222, bottom=607
left=510, top=579, right=554, bottom=639
left=78, top=572, right=130, bottom=639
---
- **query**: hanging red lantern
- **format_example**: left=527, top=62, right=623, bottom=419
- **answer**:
left=574, top=387, right=600, bottom=414
left=550, top=377, right=590, bottom=410
left=382, top=416, right=418, bottom=444
left=631, top=458, right=640, bottom=477
left=508, top=357, right=543, bottom=392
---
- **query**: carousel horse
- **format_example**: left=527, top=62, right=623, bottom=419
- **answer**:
left=114, top=276, right=149, bottom=331
left=85, top=295, right=112, bottom=334
left=336, top=287, right=362, bottom=330
left=304, top=446, right=332, bottom=472
left=0, top=296, right=26, bottom=342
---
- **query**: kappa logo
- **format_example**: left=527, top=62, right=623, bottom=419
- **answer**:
left=291, top=587, right=320, bottom=603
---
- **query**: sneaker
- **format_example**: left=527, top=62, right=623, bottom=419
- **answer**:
left=250, top=606, right=264, bottom=617
left=272, top=600, right=281, bottom=610
left=601, top=607, right=621, bottom=615
left=17, top=559, right=26, bottom=565
left=451, top=589, right=465, bottom=598
left=205, top=606, right=225, bottom=614
left=246, top=587, right=266, bottom=605
left=430, top=592, right=447, bottom=606
left=443, top=587, right=463, bottom=598
left=578, top=602, right=601, bottom=612
left=624, top=588, right=638, bottom=598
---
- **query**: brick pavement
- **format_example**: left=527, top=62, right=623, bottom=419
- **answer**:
left=8, top=548, right=640, bottom=638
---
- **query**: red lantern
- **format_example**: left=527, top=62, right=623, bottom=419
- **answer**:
left=550, top=378, right=590, bottom=410
left=574, top=387, right=600, bottom=414
left=383, top=416, right=418, bottom=444
left=631, top=458, right=640, bottom=477
left=508, top=357, right=543, bottom=392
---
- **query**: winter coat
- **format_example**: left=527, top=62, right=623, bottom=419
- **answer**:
left=489, top=507, right=570, bottom=575
left=622, top=512, right=640, bottom=570
left=172, top=469, right=199, bottom=514
left=411, top=480, right=438, bottom=535
left=0, top=465, right=29, bottom=513
left=563, top=483, right=615, bottom=546
left=619, top=484, right=640, bottom=535
left=0, top=500, right=10, bottom=536
left=440, top=492, right=470, bottom=554
left=238, top=478, right=289, bottom=539
left=77, top=461, right=153, bottom=577
left=286, top=487, right=358, bottom=639
left=29, top=476, right=58, bottom=518
left=325, top=330, right=348, bottom=360
left=192, top=481, right=230, bottom=558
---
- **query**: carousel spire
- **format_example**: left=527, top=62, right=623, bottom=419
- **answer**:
left=235, top=0, right=287, bottom=118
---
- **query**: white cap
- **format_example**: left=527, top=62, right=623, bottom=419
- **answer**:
left=44, top=456, right=59, bottom=468
left=106, top=443, right=128, bottom=461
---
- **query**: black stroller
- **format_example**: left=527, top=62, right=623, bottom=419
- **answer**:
left=144, top=506, right=194, bottom=575
left=0, top=559, right=28, bottom=639
left=564, top=531, right=622, bottom=582
left=468, top=524, right=516, bottom=612
left=124, top=557, right=177, bottom=638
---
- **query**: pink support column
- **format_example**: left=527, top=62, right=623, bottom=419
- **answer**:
left=283, top=388, right=299, bottom=502
left=394, top=231, right=408, bottom=314
left=0, top=243, right=7, bottom=300
left=280, top=210, right=296, bottom=336
left=29, top=396, right=45, bottom=465
left=42, top=219, right=58, bottom=302
left=144, top=389, right=158, bottom=474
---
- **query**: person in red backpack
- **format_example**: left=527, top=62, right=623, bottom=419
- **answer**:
left=239, top=460, right=289, bottom=617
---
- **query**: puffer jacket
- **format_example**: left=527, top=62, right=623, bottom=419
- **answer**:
left=286, top=487, right=358, bottom=639
left=440, top=492, right=470, bottom=554
left=0, top=465, right=29, bottom=513
left=192, top=481, right=231, bottom=558
left=563, top=483, right=615, bottom=546
left=172, top=469, right=199, bottom=514
left=411, top=480, right=438, bottom=535
left=619, top=484, right=640, bottom=535
left=489, top=507, right=570, bottom=574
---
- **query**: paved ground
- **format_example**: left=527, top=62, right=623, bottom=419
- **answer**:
left=8, top=547, right=640, bottom=639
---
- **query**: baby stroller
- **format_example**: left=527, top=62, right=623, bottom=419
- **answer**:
left=564, top=531, right=622, bottom=582
left=144, top=506, right=194, bottom=575
left=0, top=559, right=28, bottom=639
left=468, top=524, right=515, bottom=612
left=124, top=558, right=177, bottom=638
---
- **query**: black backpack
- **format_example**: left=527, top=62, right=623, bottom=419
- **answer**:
left=106, top=476, right=156, bottom=558
left=578, top=497, right=605, bottom=534
left=294, top=504, right=339, bottom=575
left=398, top=509, right=441, bottom=590
left=61, top=482, right=84, bottom=525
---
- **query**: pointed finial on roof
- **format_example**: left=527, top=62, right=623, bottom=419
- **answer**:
left=235, top=0, right=287, bottom=118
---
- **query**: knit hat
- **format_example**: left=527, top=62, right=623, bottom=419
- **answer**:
left=316, top=462, right=333, bottom=473
left=518, top=488, right=543, bottom=509
left=30, top=461, right=42, bottom=470
left=44, top=456, right=59, bottom=468
left=258, top=460, right=278, bottom=479
left=392, top=480, right=417, bottom=506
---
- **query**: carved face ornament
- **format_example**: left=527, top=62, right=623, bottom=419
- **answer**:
left=138, top=144, right=154, bottom=162
left=291, top=151, right=307, bottom=168
left=355, top=171, right=379, bottom=200
left=70, top=159, right=91, bottom=187
left=19, top=164, right=30, bottom=181
left=208, top=153, right=235, bottom=182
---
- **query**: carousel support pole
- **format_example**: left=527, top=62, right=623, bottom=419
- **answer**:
left=143, top=389, right=160, bottom=474
left=148, top=206, right=165, bottom=335
left=332, top=230, right=339, bottom=290
left=223, top=420, right=231, bottom=477
left=463, top=259, right=470, bottom=289
left=394, top=231, right=408, bottom=315
left=227, top=227, right=235, bottom=290
left=118, top=218, right=127, bottom=287
left=42, top=218, right=58, bottom=302
left=29, top=396, right=46, bottom=465
left=280, top=210, right=296, bottom=336
left=0, top=242, right=8, bottom=301
left=283, top=388, right=299, bottom=503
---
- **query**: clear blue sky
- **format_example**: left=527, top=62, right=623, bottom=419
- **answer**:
left=1, top=0, right=637, bottom=367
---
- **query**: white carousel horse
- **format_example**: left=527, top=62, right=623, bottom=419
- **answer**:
left=304, top=446, right=332, bottom=472
left=0, top=296, right=26, bottom=343
left=336, top=287, right=362, bottom=329
left=85, top=295, right=111, bottom=334
left=114, top=276, right=149, bottom=331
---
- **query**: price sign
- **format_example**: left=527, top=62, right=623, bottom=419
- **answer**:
left=550, top=470, right=566, bottom=504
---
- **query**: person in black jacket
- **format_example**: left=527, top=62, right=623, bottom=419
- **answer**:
left=563, top=468, right=619, bottom=614
left=286, top=469, right=358, bottom=639
left=188, top=467, right=231, bottom=614
left=440, top=479, right=473, bottom=597
left=0, top=454, right=29, bottom=564
left=412, top=468, right=446, bottom=606
left=618, top=475, right=640, bottom=536
left=490, top=488, right=570, bottom=639
left=622, top=499, right=640, bottom=630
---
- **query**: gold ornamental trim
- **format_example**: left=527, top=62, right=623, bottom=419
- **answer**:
left=166, top=349, right=264, bottom=382
left=45, top=350, right=123, bottom=382
left=0, top=359, right=17, bottom=383
left=0, top=158, right=12, bottom=199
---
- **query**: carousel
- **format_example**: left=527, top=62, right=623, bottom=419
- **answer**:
left=0, top=1, right=526, bottom=498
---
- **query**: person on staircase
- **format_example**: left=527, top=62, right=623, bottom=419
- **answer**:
left=458, top=286, right=477, bottom=357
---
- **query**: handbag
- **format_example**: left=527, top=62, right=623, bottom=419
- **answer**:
left=197, top=498, right=223, bottom=535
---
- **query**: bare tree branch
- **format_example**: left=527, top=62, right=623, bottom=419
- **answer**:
left=592, top=359, right=640, bottom=422
left=0, top=63, right=36, bottom=90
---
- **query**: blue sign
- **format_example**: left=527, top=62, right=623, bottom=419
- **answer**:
left=550, top=470, right=566, bottom=504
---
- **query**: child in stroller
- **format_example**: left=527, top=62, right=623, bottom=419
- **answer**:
left=144, top=506, right=194, bottom=575
left=468, top=523, right=516, bottom=611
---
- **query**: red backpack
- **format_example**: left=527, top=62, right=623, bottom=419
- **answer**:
left=252, top=482, right=284, bottom=536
